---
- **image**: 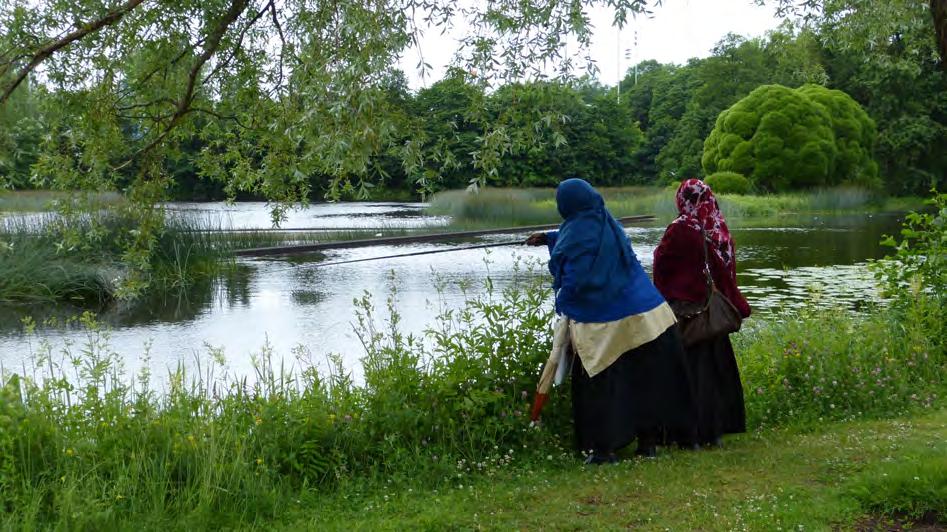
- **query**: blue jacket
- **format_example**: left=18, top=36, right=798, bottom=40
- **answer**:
left=545, top=179, right=665, bottom=323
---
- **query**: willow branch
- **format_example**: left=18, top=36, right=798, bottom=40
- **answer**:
left=0, top=0, right=149, bottom=104
left=115, top=0, right=251, bottom=170
left=203, top=0, right=273, bottom=85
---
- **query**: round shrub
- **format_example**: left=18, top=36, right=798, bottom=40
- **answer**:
left=796, top=84, right=879, bottom=188
left=702, top=84, right=879, bottom=192
left=704, top=171, right=752, bottom=195
left=702, top=84, right=837, bottom=192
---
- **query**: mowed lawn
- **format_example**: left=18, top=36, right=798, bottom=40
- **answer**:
left=283, top=409, right=947, bottom=531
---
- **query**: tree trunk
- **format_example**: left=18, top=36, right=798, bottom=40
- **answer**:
left=933, top=0, right=947, bottom=67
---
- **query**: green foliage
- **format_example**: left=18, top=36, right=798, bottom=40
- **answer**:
left=2, top=264, right=945, bottom=526
left=704, top=171, right=752, bottom=194
left=487, top=82, right=644, bottom=188
left=735, top=301, right=945, bottom=429
left=702, top=84, right=879, bottom=192
left=797, top=84, right=880, bottom=187
left=875, top=190, right=947, bottom=303
left=0, top=0, right=655, bottom=203
left=846, top=450, right=947, bottom=521
left=0, top=263, right=566, bottom=527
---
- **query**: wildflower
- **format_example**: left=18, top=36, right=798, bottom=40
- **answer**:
left=344, top=414, right=352, bottom=422
left=328, top=414, right=336, bottom=423
left=254, top=416, right=263, bottom=426
left=65, top=448, right=74, bottom=457
left=256, top=457, right=264, bottom=465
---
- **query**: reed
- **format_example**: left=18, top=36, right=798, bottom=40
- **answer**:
left=0, top=190, right=124, bottom=212
left=428, top=186, right=923, bottom=226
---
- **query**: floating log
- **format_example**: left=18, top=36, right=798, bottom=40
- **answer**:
left=234, top=215, right=656, bottom=257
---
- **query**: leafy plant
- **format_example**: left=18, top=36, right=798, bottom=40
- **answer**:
left=702, top=84, right=877, bottom=191
left=705, top=171, right=752, bottom=194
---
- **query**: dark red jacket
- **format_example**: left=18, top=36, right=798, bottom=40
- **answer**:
left=653, top=222, right=751, bottom=319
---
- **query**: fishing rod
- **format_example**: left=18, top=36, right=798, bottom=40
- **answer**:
left=234, top=214, right=655, bottom=257
left=301, top=240, right=524, bottom=268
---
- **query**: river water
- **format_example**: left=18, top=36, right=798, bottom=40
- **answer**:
left=0, top=202, right=903, bottom=382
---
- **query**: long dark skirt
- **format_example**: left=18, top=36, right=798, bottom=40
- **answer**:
left=683, top=333, right=746, bottom=444
left=570, top=326, right=697, bottom=453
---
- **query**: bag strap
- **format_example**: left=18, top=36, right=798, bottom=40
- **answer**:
left=700, top=228, right=715, bottom=307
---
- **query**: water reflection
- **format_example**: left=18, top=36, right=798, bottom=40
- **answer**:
left=0, top=205, right=905, bottom=382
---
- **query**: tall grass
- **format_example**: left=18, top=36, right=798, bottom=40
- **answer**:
left=0, top=211, right=420, bottom=304
left=1, top=252, right=945, bottom=527
left=428, top=186, right=924, bottom=226
left=0, top=190, right=124, bottom=212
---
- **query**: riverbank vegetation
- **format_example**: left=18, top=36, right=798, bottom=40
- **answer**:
left=2, top=194, right=944, bottom=529
left=2, top=0, right=942, bottom=303
left=0, top=211, right=416, bottom=305
left=428, top=186, right=926, bottom=226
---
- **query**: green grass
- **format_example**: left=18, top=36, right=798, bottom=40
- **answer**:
left=286, top=410, right=947, bottom=531
left=0, top=190, right=124, bottom=212
left=428, top=186, right=926, bottom=227
left=2, top=264, right=943, bottom=529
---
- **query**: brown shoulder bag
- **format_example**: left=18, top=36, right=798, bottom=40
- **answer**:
left=669, top=230, right=743, bottom=348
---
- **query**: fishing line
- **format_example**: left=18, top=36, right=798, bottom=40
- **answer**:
left=255, top=239, right=526, bottom=276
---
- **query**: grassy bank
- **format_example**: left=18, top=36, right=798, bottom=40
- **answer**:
left=2, top=266, right=944, bottom=528
left=290, top=410, right=947, bottom=530
left=429, top=186, right=926, bottom=226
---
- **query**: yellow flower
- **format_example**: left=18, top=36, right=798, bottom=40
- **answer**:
left=187, top=435, right=196, bottom=446
left=256, top=457, right=264, bottom=465
left=65, top=448, right=74, bottom=457
left=328, top=414, right=336, bottom=423
left=254, top=416, right=263, bottom=426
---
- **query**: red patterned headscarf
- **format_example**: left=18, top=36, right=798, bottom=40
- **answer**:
left=674, top=178, right=734, bottom=268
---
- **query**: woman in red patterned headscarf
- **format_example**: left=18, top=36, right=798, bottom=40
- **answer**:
left=653, top=178, right=750, bottom=447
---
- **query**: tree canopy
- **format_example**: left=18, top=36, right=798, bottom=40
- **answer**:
left=1, top=0, right=946, bottom=201
left=0, top=0, right=653, bottom=204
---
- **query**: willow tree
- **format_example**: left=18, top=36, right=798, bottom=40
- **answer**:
left=0, top=0, right=657, bottom=206
left=764, top=0, right=947, bottom=68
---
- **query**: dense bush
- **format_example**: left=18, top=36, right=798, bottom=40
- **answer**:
left=704, top=171, right=752, bottom=194
left=702, top=84, right=878, bottom=192
left=797, top=84, right=880, bottom=188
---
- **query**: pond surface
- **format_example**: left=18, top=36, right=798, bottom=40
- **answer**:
left=0, top=202, right=903, bottom=383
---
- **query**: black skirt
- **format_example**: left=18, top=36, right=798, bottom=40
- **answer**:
left=570, top=325, right=697, bottom=453
left=682, top=333, right=746, bottom=444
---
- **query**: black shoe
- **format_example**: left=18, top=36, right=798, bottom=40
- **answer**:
left=634, top=445, right=657, bottom=458
left=583, top=452, right=619, bottom=465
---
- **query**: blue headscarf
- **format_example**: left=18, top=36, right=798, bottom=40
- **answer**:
left=548, top=178, right=665, bottom=323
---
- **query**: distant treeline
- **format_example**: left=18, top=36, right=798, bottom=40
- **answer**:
left=2, top=22, right=944, bottom=200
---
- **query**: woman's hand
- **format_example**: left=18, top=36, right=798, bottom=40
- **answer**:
left=525, top=232, right=548, bottom=246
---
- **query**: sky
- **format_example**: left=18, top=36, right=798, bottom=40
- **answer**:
left=397, top=0, right=785, bottom=89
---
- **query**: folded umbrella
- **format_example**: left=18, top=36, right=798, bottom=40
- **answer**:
left=530, top=318, right=572, bottom=422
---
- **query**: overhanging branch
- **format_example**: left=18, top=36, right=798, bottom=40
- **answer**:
left=114, top=0, right=251, bottom=170
left=0, top=0, right=149, bottom=104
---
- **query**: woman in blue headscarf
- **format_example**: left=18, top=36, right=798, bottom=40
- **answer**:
left=527, top=178, right=696, bottom=464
